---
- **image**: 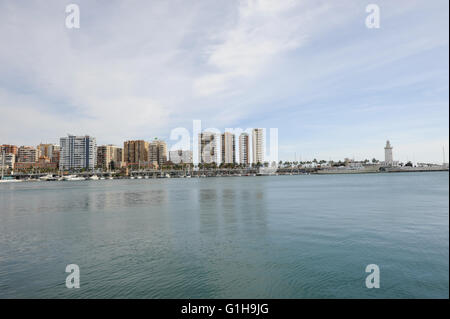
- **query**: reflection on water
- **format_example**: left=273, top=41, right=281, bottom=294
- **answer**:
left=0, top=173, right=448, bottom=298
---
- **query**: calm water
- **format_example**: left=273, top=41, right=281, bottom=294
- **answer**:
left=0, top=172, right=448, bottom=298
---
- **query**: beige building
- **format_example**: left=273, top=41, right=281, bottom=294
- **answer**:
left=51, top=146, right=60, bottom=165
left=37, top=143, right=59, bottom=161
left=149, top=139, right=167, bottom=166
left=221, top=132, right=236, bottom=164
left=239, top=133, right=250, bottom=166
left=17, top=146, right=38, bottom=163
left=252, top=128, right=264, bottom=164
left=97, top=145, right=123, bottom=169
left=0, top=145, right=18, bottom=157
left=123, top=140, right=149, bottom=164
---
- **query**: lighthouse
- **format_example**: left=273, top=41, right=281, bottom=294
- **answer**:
left=384, top=140, right=393, bottom=166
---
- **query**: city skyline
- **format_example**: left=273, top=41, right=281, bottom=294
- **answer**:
left=0, top=0, right=448, bottom=164
left=2, top=134, right=443, bottom=167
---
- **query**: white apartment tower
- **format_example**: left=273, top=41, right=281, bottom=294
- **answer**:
left=221, top=132, right=236, bottom=164
left=252, top=128, right=264, bottom=164
left=384, top=140, right=393, bottom=166
left=239, top=133, right=250, bottom=166
left=199, top=132, right=218, bottom=164
left=59, top=135, right=97, bottom=170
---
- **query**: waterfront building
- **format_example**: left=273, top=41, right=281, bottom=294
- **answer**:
left=123, top=140, right=149, bottom=165
left=239, top=133, right=250, bottom=166
left=0, top=153, right=15, bottom=169
left=97, top=145, right=123, bottom=169
left=149, top=139, right=167, bottom=166
left=384, top=140, right=393, bottom=166
left=0, top=145, right=18, bottom=157
left=59, top=135, right=97, bottom=170
left=51, top=146, right=60, bottom=166
left=221, top=132, right=236, bottom=164
left=15, top=156, right=57, bottom=170
left=169, top=150, right=193, bottom=164
left=199, top=132, right=218, bottom=164
left=17, top=146, right=38, bottom=163
left=37, top=143, right=59, bottom=161
left=252, top=128, right=264, bottom=164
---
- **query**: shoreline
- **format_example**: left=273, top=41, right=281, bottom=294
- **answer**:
left=1, top=167, right=448, bottom=183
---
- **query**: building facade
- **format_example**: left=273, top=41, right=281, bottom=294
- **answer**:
left=51, top=146, right=60, bottom=165
left=17, top=146, right=38, bottom=163
left=0, top=145, right=18, bottom=157
left=384, top=140, right=393, bottom=166
left=15, top=156, right=57, bottom=170
left=239, top=133, right=249, bottom=166
left=123, top=140, right=149, bottom=164
left=149, top=139, right=167, bottom=166
left=37, top=143, right=59, bottom=161
left=97, top=145, right=123, bottom=169
left=169, top=150, right=193, bottom=164
left=221, top=132, right=236, bottom=164
left=59, top=135, right=97, bottom=170
left=252, top=128, right=264, bottom=164
left=199, top=132, right=218, bottom=164
left=0, top=153, right=15, bottom=169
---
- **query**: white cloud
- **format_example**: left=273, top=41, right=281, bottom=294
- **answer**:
left=194, top=0, right=309, bottom=96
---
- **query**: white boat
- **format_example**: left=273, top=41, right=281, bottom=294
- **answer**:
left=63, top=175, right=86, bottom=181
left=257, top=167, right=278, bottom=176
left=0, top=178, right=22, bottom=183
left=137, top=176, right=143, bottom=179
left=165, top=174, right=171, bottom=178
left=89, top=175, right=100, bottom=180
left=107, top=176, right=114, bottom=180
left=39, top=174, right=57, bottom=181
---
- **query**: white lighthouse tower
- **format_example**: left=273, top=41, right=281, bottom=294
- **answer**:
left=384, top=140, right=393, bottom=166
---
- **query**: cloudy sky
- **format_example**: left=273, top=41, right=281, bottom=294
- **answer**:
left=0, top=0, right=448, bottom=163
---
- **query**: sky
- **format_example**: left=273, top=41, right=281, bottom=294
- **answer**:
left=0, top=0, right=448, bottom=163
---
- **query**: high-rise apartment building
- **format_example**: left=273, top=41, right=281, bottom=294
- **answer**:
left=169, top=150, right=193, bottom=164
left=149, top=139, right=167, bottom=166
left=59, top=135, right=97, bottom=170
left=51, top=146, right=60, bottom=165
left=0, top=153, right=15, bottom=169
left=239, top=133, right=250, bottom=166
left=17, top=146, right=38, bottom=163
left=123, top=140, right=149, bottom=164
left=252, top=128, right=264, bottom=164
left=37, top=143, right=59, bottom=161
left=199, top=132, right=218, bottom=164
left=97, top=145, right=123, bottom=169
left=221, top=132, right=236, bottom=164
left=0, top=145, right=18, bottom=157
